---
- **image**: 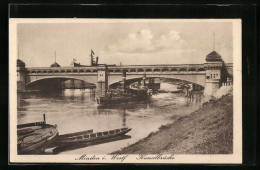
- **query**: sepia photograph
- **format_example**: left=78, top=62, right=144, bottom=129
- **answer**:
left=9, top=19, right=242, bottom=163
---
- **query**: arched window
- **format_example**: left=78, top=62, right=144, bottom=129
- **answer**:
left=171, top=68, right=178, bottom=72
left=198, top=68, right=205, bottom=71
left=37, top=71, right=42, bottom=73
left=154, top=68, right=160, bottom=72
left=180, top=68, right=187, bottom=72
left=79, top=70, right=84, bottom=73
left=86, top=70, right=91, bottom=73
left=130, top=69, right=136, bottom=72
left=188, top=68, right=196, bottom=72
left=67, top=70, right=72, bottom=73
left=54, top=70, right=59, bottom=73
left=162, top=68, right=169, bottom=72
left=92, top=70, right=97, bottom=73
left=60, top=70, right=65, bottom=73
left=146, top=69, right=152, bottom=72
left=115, top=69, right=121, bottom=73
left=42, top=70, right=47, bottom=73
left=48, top=71, right=53, bottom=73
left=137, top=69, right=144, bottom=72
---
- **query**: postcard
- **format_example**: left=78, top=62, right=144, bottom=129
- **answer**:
left=9, top=19, right=242, bottom=164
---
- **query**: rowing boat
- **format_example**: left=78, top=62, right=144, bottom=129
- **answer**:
left=56, top=127, right=131, bottom=145
left=17, top=120, right=58, bottom=154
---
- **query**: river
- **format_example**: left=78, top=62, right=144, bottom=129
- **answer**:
left=17, top=83, right=203, bottom=154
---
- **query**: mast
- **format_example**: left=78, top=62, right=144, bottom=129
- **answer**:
left=90, top=49, right=95, bottom=66
left=213, top=32, right=215, bottom=51
left=55, top=51, right=56, bottom=63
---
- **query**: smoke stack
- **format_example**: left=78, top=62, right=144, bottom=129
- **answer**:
left=122, top=70, right=126, bottom=91
left=43, top=114, right=46, bottom=124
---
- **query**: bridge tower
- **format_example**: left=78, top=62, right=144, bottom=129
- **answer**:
left=204, top=51, right=224, bottom=96
left=17, top=59, right=26, bottom=91
left=97, top=66, right=108, bottom=97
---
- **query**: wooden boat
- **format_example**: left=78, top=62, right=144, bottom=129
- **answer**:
left=56, top=127, right=131, bottom=145
left=97, top=87, right=152, bottom=106
left=57, top=129, right=93, bottom=142
left=17, top=115, right=59, bottom=154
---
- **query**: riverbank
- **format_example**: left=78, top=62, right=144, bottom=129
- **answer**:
left=113, top=93, right=233, bottom=154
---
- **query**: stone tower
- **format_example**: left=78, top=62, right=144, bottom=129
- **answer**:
left=17, top=59, right=26, bottom=91
left=204, top=51, right=223, bottom=96
left=97, top=65, right=108, bottom=97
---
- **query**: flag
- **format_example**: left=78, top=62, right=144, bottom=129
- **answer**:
left=91, top=49, right=95, bottom=55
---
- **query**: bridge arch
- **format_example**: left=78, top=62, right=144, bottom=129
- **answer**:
left=108, top=76, right=204, bottom=89
left=26, top=76, right=98, bottom=91
left=108, top=73, right=205, bottom=88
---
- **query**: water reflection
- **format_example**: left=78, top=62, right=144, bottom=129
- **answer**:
left=17, top=89, right=203, bottom=154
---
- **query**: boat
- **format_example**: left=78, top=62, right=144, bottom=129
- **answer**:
left=57, top=129, right=93, bottom=143
left=56, top=127, right=131, bottom=145
left=97, top=86, right=152, bottom=105
left=17, top=114, right=59, bottom=154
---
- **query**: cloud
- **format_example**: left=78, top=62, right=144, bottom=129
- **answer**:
left=107, top=29, right=187, bottom=54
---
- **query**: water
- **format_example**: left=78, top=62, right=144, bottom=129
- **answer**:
left=17, top=84, right=203, bottom=154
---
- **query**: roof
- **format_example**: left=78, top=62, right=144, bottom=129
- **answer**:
left=50, top=62, right=60, bottom=67
left=17, top=59, right=25, bottom=67
left=206, top=51, right=222, bottom=62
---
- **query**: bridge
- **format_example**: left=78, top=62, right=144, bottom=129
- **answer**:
left=17, top=51, right=233, bottom=96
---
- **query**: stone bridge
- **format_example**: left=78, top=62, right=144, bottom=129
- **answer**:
left=17, top=51, right=233, bottom=95
left=24, top=64, right=209, bottom=88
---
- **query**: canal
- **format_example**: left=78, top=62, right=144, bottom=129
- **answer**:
left=17, top=83, right=204, bottom=154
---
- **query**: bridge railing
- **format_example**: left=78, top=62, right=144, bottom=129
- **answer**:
left=26, top=65, right=206, bottom=75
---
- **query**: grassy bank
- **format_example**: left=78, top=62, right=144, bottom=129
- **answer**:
left=114, top=94, right=233, bottom=154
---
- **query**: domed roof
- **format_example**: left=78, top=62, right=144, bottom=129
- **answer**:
left=17, top=59, right=25, bottom=67
left=50, top=62, right=60, bottom=67
left=206, top=51, right=222, bottom=62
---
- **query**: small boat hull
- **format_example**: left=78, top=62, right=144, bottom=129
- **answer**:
left=18, top=122, right=59, bottom=154
left=56, top=128, right=131, bottom=145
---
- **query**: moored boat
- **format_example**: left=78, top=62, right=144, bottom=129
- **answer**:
left=97, top=86, right=152, bottom=106
left=17, top=114, right=59, bottom=154
left=56, top=127, right=131, bottom=145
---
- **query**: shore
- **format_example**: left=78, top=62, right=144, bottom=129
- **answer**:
left=113, top=93, right=233, bottom=154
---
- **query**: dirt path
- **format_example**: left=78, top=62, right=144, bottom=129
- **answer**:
left=113, top=94, right=233, bottom=154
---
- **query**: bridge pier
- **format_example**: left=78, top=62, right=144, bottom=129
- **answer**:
left=97, top=66, right=108, bottom=97
left=17, top=59, right=26, bottom=91
left=70, top=80, right=75, bottom=90
left=142, top=74, right=146, bottom=86
left=80, top=80, right=85, bottom=90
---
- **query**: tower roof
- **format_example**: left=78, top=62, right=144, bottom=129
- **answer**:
left=206, top=51, right=222, bottom=62
left=17, top=59, right=25, bottom=67
left=50, top=62, right=60, bottom=67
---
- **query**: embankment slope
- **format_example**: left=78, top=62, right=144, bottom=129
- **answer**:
left=114, top=94, right=233, bottom=154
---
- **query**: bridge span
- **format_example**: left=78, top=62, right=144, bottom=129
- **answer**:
left=17, top=51, right=233, bottom=95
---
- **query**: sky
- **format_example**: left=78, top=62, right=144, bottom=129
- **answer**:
left=17, top=20, right=233, bottom=67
